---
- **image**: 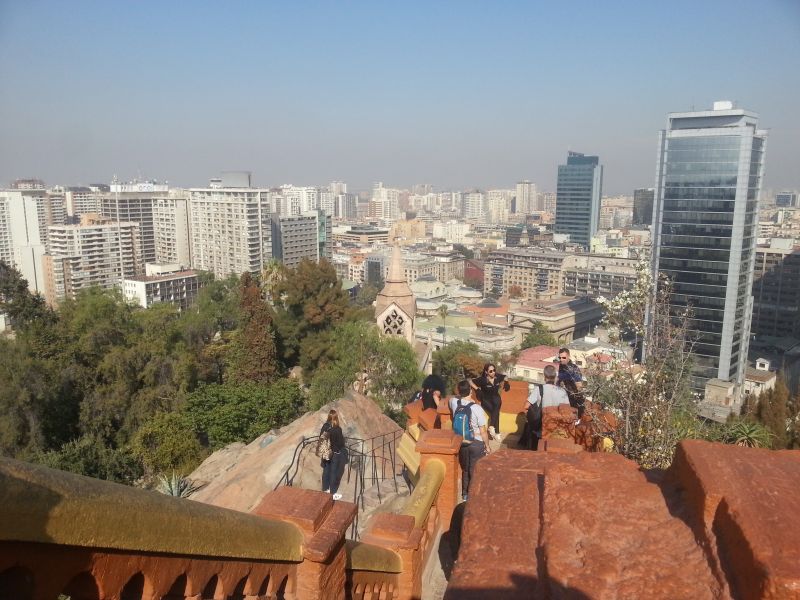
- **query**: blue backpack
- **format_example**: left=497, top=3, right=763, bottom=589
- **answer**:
left=452, top=399, right=475, bottom=442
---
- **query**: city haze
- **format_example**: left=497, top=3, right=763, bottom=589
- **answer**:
left=1, top=0, right=798, bottom=192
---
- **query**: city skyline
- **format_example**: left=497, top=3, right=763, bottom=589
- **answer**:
left=1, top=1, right=799, bottom=193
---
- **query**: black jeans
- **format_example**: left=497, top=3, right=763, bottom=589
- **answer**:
left=322, top=449, right=347, bottom=494
left=483, top=398, right=502, bottom=433
left=458, top=441, right=486, bottom=498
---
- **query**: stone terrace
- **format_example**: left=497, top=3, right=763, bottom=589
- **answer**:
left=445, top=440, right=800, bottom=600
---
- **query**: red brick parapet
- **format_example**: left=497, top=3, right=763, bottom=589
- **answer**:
left=403, top=400, right=424, bottom=427
left=0, top=457, right=305, bottom=600
left=415, top=430, right=462, bottom=531
left=445, top=441, right=800, bottom=599
left=253, top=487, right=357, bottom=600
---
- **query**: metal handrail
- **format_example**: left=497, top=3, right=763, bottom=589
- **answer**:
left=274, top=429, right=406, bottom=539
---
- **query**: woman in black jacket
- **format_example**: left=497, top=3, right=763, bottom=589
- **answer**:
left=320, top=409, right=347, bottom=500
left=470, top=363, right=510, bottom=441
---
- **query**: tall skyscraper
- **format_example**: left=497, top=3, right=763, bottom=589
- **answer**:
left=271, top=211, right=330, bottom=269
left=0, top=190, right=46, bottom=293
left=103, top=181, right=165, bottom=265
left=651, top=101, right=767, bottom=398
left=554, top=152, right=603, bottom=248
left=515, top=181, right=538, bottom=214
left=775, top=191, right=797, bottom=208
left=43, top=215, right=143, bottom=305
left=188, top=185, right=272, bottom=278
left=153, top=192, right=191, bottom=267
left=633, top=188, right=655, bottom=227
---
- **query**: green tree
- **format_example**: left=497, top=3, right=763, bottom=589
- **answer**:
left=0, top=261, right=56, bottom=331
left=748, top=380, right=791, bottom=449
left=226, top=272, right=280, bottom=384
left=453, top=244, right=474, bottom=260
left=432, top=340, right=483, bottom=395
left=272, top=259, right=350, bottom=367
left=437, top=304, right=449, bottom=348
left=131, top=412, right=206, bottom=477
left=520, top=321, right=559, bottom=349
left=354, top=283, right=380, bottom=308
left=37, top=434, right=142, bottom=484
left=718, top=418, right=773, bottom=448
left=185, top=380, right=303, bottom=450
left=308, top=321, right=422, bottom=411
left=589, top=263, right=699, bottom=468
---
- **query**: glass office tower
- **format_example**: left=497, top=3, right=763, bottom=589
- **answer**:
left=554, top=152, right=603, bottom=248
left=651, top=102, right=767, bottom=397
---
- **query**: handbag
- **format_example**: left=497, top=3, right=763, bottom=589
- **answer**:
left=316, top=431, right=333, bottom=461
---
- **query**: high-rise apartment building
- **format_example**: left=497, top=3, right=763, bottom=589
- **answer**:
left=271, top=211, right=330, bottom=269
left=554, top=152, right=603, bottom=248
left=775, top=191, right=797, bottom=208
left=651, top=101, right=767, bottom=397
left=369, top=182, right=400, bottom=222
left=43, top=215, right=143, bottom=305
left=0, top=190, right=47, bottom=293
left=751, top=238, right=800, bottom=339
left=102, top=182, right=166, bottom=265
left=65, top=186, right=103, bottom=219
left=633, top=188, right=655, bottom=227
left=462, top=191, right=486, bottom=220
left=515, top=181, right=538, bottom=214
left=153, top=192, right=191, bottom=267
left=486, top=189, right=513, bottom=223
left=188, top=186, right=272, bottom=278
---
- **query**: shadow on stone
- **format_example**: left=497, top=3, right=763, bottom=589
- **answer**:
left=444, top=572, right=593, bottom=599
left=438, top=501, right=466, bottom=581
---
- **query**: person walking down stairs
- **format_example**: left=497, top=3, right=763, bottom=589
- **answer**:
left=319, top=409, right=347, bottom=501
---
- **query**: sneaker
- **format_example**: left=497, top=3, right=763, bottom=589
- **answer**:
left=488, top=425, right=497, bottom=439
left=462, top=494, right=468, bottom=501
left=323, top=489, right=330, bottom=494
left=332, top=493, right=343, bottom=501
left=494, top=432, right=503, bottom=442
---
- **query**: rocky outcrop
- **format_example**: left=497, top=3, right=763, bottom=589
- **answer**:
left=188, top=390, right=402, bottom=513
left=445, top=440, right=800, bottom=599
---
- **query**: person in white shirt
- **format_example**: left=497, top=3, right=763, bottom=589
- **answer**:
left=519, top=364, right=570, bottom=450
left=449, top=379, right=492, bottom=501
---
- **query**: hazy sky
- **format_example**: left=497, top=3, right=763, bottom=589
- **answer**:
left=1, top=1, right=799, bottom=194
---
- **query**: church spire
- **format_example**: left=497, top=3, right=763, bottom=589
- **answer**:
left=375, top=243, right=416, bottom=343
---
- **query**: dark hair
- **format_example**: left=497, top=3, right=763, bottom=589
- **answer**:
left=457, top=379, right=471, bottom=397
left=559, top=348, right=570, bottom=356
left=544, top=364, right=558, bottom=382
left=483, top=363, right=497, bottom=375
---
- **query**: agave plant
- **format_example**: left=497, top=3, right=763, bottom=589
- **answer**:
left=721, top=420, right=773, bottom=449
left=157, top=471, right=200, bottom=498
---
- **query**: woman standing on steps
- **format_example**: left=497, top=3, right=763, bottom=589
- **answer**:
left=320, top=409, right=346, bottom=501
left=470, top=363, right=510, bottom=442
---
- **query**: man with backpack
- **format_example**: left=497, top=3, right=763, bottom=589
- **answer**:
left=449, top=379, right=492, bottom=501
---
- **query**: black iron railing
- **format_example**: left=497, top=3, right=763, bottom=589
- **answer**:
left=274, top=429, right=405, bottom=538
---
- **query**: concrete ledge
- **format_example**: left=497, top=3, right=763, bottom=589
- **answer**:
left=401, top=459, right=445, bottom=528
left=345, top=540, right=403, bottom=573
left=0, top=457, right=303, bottom=562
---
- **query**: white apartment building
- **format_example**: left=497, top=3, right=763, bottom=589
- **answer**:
left=516, top=181, right=538, bottom=213
left=486, top=189, right=514, bottom=223
left=65, top=187, right=103, bottom=218
left=43, top=215, right=142, bottom=305
left=277, top=185, right=319, bottom=216
left=462, top=191, right=486, bottom=220
left=123, top=263, right=201, bottom=310
left=370, top=182, right=400, bottom=222
left=188, top=187, right=272, bottom=278
left=0, top=189, right=56, bottom=293
left=153, top=191, right=191, bottom=267
left=102, top=182, right=168, bottom=265
left=432, top=221, right=472, bottom=244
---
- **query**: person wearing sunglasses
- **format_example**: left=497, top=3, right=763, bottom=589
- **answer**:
left=469, top=362, right=510, bottom=441
left=557, top=348, right=585, bottom=425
